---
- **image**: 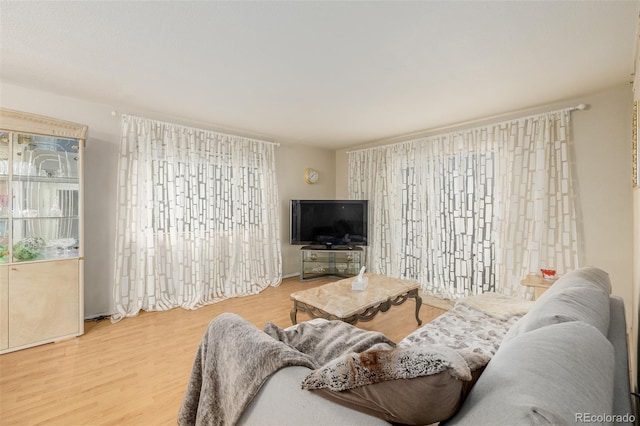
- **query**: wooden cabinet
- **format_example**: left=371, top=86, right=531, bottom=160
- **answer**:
left=0, top=108, right=86, bottom=354
left=8, top=260, right=79, bottom=348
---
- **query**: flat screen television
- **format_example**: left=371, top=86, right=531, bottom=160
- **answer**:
left=290, top=199, right=368, bottom=246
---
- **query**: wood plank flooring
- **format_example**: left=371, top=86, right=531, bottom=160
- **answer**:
left=0, top=276, right=445, bottom=426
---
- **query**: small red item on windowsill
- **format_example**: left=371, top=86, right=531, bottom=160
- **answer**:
left=540, top=268, right=557, bottom=279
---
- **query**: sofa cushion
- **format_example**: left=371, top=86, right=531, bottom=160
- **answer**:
left=238, top=367, right=389, bottom=426
left=503, top=268, right=610, bottom=342
left=541, top=266, right=611, bottom=297
left=309, top=368, right=484, bottom=426
left=608, top=296, right=634, bottom=420
left=444, top=321, right=615, bottom=425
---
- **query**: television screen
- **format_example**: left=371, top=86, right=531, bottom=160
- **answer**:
left=290, top=200, right=368, bottom=246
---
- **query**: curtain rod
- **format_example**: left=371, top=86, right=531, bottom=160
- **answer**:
left=111, top=110, right=280, bottom=147
left=346, top=103, right=588, bottom=154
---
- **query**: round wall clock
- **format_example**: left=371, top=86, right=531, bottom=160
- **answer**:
left=304, top=167, right=319, bottom=184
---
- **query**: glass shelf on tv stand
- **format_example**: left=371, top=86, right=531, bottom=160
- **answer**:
left=299, top=245, right=364, bottom=281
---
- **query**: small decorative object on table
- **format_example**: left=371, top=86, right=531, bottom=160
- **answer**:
left=540, top=268, right=557, bottom=280
left=351, top=266, right=368, bottom=291
left=521, top=270, right=559, bottom=299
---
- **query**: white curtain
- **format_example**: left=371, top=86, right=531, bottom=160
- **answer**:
left=348, top=110, right=579, bottom=300
left=112, top=115, right=281, bottom=321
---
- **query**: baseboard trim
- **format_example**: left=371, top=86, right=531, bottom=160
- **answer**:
left=419, top=293, right=455, bottom=310
left=283, top=272, right=300, bottom=279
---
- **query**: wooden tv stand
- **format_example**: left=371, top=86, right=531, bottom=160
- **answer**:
left=299, top=245, right=364, bottom=281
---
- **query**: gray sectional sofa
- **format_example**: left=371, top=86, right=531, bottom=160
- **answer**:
left=239, top=267, right=634, bottom=425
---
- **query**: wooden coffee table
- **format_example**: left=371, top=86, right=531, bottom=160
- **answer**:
left=290, top=273, right=422, bottom=326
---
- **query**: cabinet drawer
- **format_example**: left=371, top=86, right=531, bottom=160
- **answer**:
left=302, top=252, right=330, bottom=262
left=334, top=252, right=360, bottom=263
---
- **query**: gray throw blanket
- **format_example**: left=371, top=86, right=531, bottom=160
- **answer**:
left=264, top=319, right=396, bottom=366
left=178, top=314, right=395, bottom=426
left=178, top=313, right=316, bottom=426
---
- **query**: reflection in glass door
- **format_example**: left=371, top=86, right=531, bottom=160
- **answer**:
left=11, top=133, right=80, bottom=262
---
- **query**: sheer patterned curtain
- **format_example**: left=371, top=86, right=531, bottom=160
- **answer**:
left=112, top=115, right=281, bottom=321
left=349, top=109, right=579, bottom=300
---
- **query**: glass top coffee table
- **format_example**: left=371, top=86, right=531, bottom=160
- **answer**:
left=290, top=273, right=423, bottom=326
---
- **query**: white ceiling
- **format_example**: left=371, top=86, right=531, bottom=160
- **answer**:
left=1, top=1, right=639, bottom=149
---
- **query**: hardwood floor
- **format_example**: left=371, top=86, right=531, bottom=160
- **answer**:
left=0, top=277, right=445, bottom=426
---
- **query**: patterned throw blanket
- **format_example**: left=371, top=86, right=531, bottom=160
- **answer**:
left=399, top=293, right=532, bottom=364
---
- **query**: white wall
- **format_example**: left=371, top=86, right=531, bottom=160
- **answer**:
left=3, top=81, right=633, bottom=326
left=336, top=85, right=635, bottom=327
left=632, top=32, right=640, bottom=396
left=0, top=82, right=336, bottom=316
left=571, top=86, right=634, bottom=321
left=276, top=145, right=336, bottom=277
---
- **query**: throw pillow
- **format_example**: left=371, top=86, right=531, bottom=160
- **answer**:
left=310, top=368, right=484, bottom=426
left=301, top=345, right=472, bottom=392
left=302, top=345, right=485, bottom=425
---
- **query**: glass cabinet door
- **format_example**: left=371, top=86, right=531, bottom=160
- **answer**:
left=11, top=133, right=80, bottom=262
left=0, top=133, right=8, bottom=263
